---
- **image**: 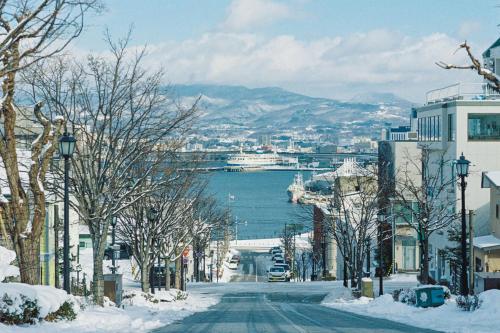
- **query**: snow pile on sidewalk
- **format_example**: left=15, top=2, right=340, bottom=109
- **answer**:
left=0, top=283, right=73, bottom=318
left=322, top=288, right=500, bottom=333
left=0, top=287, right=219, bottom=333
left=0, top=246, right=19, bottom=281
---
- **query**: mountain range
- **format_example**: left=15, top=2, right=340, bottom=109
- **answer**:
left=167, top=84, right=416, bottom=134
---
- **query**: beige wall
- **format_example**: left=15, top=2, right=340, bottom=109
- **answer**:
left=490, top=187, right=500, bottom=237
left=475, top=248, right=500, bottom=272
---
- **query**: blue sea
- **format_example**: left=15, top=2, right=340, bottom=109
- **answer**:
left=206, top=171, right=313, bottom=239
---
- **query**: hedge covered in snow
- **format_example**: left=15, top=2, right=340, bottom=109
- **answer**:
left=0, top=283, right=77, bottom=325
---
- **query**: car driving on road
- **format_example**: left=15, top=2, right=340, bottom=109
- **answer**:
left=267, top=266, right=286, bottom=282
left=274, top=263, right=291, bottom=281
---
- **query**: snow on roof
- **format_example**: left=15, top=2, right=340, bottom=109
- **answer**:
left=473, top=234, right=500, bottom=250
left=482, top=171, right=500, bottom=189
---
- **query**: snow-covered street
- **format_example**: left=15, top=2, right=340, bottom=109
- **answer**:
left=322, top=288, right=500, bottom=333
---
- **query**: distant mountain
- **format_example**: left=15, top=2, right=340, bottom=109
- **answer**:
left=349, top=92, right=415, bottom=109
left=167, top=84, right=413, bottom=133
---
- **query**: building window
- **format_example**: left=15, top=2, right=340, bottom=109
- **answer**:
left=448, top=114, right=456, bottom=141
left=468, top=113, right=500, bottom=141
left=418, top=116, right=441, bottom=141
left=79, top=241, right=86, bottom=248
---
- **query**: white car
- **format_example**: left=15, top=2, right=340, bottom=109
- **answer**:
left=275, top=263, right=291, bottom=281
left=227, top=259, right=239, bottom=270
left=267, top=266, right=286, bottom=282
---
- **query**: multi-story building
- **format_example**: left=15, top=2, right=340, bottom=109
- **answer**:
left=411, top=38, right=500, bottom=281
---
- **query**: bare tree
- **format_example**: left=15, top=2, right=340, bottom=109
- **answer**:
left=436, top=41, right=500, bottom=92
left=325, top=169, right=381, bottom=289
left=26, top=35, right=197, bottom=304
left=391, top=147, right=458, bottom=284
left=0, top=0, right=98, bottom=284
left=117, top=168, right=207, bottom=293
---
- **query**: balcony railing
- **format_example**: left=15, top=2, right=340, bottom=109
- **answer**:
left=426, top=82, right=500, bottom=105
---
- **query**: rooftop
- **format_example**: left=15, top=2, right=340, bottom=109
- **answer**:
left=482, top=171, right=500, bottom=189
left=473, top=234, right=500, bottom=250
left=426, top=82, right=500, bottom=105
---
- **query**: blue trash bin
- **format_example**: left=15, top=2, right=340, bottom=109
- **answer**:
left=415, top=286, right=445, bottom=308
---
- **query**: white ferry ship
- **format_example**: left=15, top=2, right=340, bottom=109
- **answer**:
left=225, top=148, right=298, bottom=171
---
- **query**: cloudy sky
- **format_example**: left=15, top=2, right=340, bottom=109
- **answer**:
left=75, top=0, right=500, bottom=102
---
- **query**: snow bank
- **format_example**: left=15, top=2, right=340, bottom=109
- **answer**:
left=0, top=283, right=72, bottom=318
left=0, top=286, right=219, bottom=332
left=322, top=287, right=500, bottom=333
left=0, top=246, right=19, bottom=281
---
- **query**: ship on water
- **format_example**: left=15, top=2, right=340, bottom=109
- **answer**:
left=225, top=148, right=298, bottom=172
left=287, top=173, right=305, bottom=203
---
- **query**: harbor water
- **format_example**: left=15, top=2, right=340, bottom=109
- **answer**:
left=206, top=170, right=312, bottom=240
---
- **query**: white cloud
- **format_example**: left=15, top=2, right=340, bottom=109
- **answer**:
left=221, top=0, right=293, bottom=31
left=125, top=28, right=484, bottom=102
left=73, top=27, right=484, bottom=102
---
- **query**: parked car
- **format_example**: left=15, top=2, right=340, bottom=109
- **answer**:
left=274, top=259, right=285, bottom=266
left=272, top=254, right=284, bottom=262
left=269, top=246, right=282, bottom=254
left=267, top=266, right=286, bottom=282
left=271, top=249, right=283, bottom=256
left=274, top=263, right=291, bottom=281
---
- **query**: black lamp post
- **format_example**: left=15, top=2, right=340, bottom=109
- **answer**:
left=301, top=252, right=306, bottom=282
left=456, top=153, right=470, bottom=296
left=321, top=231, right=327, bottom=279
left=377, top=213, right=385, bottom=296
left=59, top=132, right=76, bottom=294
left=147, top=208, right=158, bottom=294
left=110, top=217, right=117, bottom=274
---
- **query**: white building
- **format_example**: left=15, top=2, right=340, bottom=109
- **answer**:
left=412, top=38, right=500, bottom=281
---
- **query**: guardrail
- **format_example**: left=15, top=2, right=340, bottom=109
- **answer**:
left=426, top=82, right=500, bottom=105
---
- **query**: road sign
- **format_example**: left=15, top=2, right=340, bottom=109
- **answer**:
left=182, top=248, right=190, bottom=257
left=183, top=257, right=189, bottom=264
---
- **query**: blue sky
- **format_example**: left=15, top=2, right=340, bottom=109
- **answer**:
left=75, top=0, right=500, bottom=102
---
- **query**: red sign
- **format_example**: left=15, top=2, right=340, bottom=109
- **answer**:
left=182, top=248, right=190, bottom=257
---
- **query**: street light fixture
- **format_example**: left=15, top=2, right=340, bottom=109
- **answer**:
left=456, top=153, right=470, bottom=296
left=59, top=132, right=76, bottom=294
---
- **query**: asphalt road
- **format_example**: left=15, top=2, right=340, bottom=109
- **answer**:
left=154, top=250, right=440, bottom=333
left=154, top=291, right=439, bottom=333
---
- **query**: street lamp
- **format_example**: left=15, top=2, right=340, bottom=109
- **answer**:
left=377, top=213, right=385, bottom=296
left=301, top=252, right=306, bottom=282
left=110, top=217, right=117, bottom=274
left=456, top=153, right=470, bottom=296
left=147, top=208, right=158, bottom=294
left=59, top=132, right=76, bottom=294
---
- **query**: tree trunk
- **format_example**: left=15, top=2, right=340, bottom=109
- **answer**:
left=165, top=258, right=170, bottom=290
left=17, top=235, right=41, bottom=284
left=92, top=250, right=104, bottom=305
left=141, top=263, right=150, bottom=293
left=175, top=255, right=181, bottom=289
left=421, top=239, right=429, bottom=284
